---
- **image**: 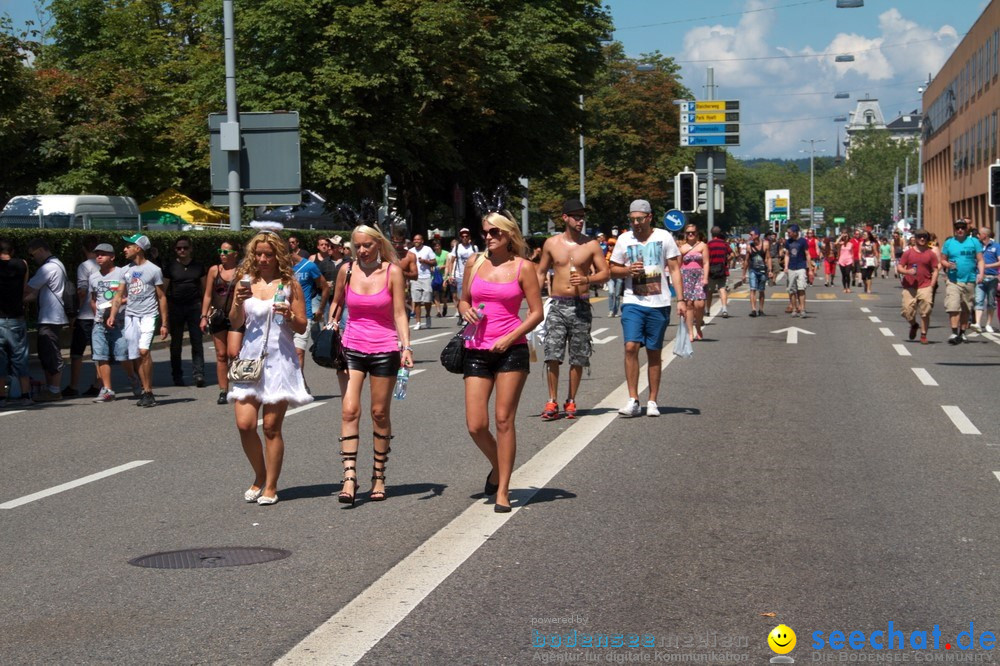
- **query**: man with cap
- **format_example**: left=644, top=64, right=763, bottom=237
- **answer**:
left=783, top=224, right=812, bottom=317
left=89, top=243, right=137, bottom=401
left=608, top=199, right=684, bottom=417
left=535, top=198, right=610, bottom=420
left=446, top=227, right=478, bottom=321
left=109, top=234, right=168, bottom=407
left=940, top=218, right=984, bottom=344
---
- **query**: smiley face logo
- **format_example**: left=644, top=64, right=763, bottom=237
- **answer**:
left=768, top=624, right=796, bottom=655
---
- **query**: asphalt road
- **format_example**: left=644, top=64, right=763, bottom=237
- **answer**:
left=2, top=276, right=998, bottom=665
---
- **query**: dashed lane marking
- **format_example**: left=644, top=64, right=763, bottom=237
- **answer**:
left=0, top=460, right=154, bottom=510
left=892, top=344, right=911, bottom=356
left=858, top=294, right=879, bottom=300
left=941, top=406, right=981, bottom=435
left=860, top=307, right=872, bottom=313
left=879, top=327, right=894, bottom=336
left=257, top=401, right=325, bottom=427
left=869, top=316, right=882, bottom=323
left=814, top=293, right=837, bottom=300
left=994, top=472, right=1000, bottom=485
left=911, top=368, right=938, bottom=386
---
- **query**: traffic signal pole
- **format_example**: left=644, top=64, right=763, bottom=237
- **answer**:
left=705, top=68, right=715, bottom=238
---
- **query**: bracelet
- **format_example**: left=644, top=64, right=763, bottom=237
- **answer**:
left=200, top=315, right=209, bottom=320
left=400, top=345, right=413, bottom=351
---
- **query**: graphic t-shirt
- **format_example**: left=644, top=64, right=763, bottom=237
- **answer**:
left=609, top=228, right=680, bottom=308
left=124, top=261, right=164, bottom=317
left=899, top=248, right=938, bottom=289
left=982, top=240, right=1000, bottom=277
left=90, top=267, right=126, bottom=321
left=27, top=257, right=69, bottom=325
left=409, top=245, right=437, bottom=280
left=76, top=258, right=99, bottom=320
left=293, top=258, right=322, bottom=320
left=784, top=237, right=810, bottom=271
left=941, top=236, right=983, bottom=283
left=451, top=242, right=478, bottom=278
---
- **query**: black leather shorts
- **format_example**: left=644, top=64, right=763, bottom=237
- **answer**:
left=344, top=348, right=401, bottom=377
left=463, top=344, right=530, bottom=378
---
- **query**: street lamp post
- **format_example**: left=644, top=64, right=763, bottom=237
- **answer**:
left=801, top=139, right=826, bottom=228
left=578, top=94, right=585, bottom=206
left=917, top=74, right=931, bottom=229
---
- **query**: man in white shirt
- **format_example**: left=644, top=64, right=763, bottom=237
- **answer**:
left=446, top=228, right=478, bottom=321
left=23, top=238, right=70, bottom=402
left=65, top=238, right=102, bottom=398
left=608, top=200, right=685, bottom=418
left=408, top=234, right=437, bottom=329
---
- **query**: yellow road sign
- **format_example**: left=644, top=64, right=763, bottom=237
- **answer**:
left=694, top=112, right=728, bottom=123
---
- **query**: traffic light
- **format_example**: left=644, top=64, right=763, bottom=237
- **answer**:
left=990, top=162, right=1000, bottom=207
left=675, top=171, right=697, bottom=213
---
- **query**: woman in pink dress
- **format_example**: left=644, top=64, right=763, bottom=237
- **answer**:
left=459, top=208, right=543, bottom=513
left=328, top=224, right=413, bottom=505
left=677, top=225, right=709, bottom=341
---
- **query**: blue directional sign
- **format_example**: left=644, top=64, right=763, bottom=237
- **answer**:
left=663, top=209, right=686, bottom=231
left=682, top=123, right=740, bottom=135
left=680, top=135, right=740, bottom=147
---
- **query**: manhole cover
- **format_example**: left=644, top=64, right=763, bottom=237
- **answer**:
left=129, top=547, right=291, bottom=569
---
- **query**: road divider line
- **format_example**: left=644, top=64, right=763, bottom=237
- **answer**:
left=0, top=410, right=26, bottom=417
left=993, top=472, right=1000, bottom=485
left=869, top=316, right=881, bottom=323
left=892, top=344, right=911, bottom=357
left=879, top=327, right=894, bottom=337
left=409, top=369, right=426, bottom=376
left=258, top=402, right=324, bottom=427
left=941, top=406, right=981, bottom=435
left=860, top=307, right=871, bottom=313
left=911, top=368, right=938, bottom=386
left=275, top=304, right=720, bottom=665
left=0, top=460, right=153, bottom=510
left=410, top=331, right=453, bottom=345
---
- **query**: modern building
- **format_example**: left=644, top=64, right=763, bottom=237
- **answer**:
left=921, top=0, right=999, bottom=237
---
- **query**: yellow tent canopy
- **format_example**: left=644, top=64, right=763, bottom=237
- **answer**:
left=139, top=189, right=228, bottom=226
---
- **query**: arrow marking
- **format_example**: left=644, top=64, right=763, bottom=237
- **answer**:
left=771, top=326, right=814, bottom=344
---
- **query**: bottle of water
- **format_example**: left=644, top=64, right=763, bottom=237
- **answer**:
left=461, top=304, right=486, bottom=340
left=393, top=367, right=409, bottom=400
left=273, top=284, right=285, bottom=325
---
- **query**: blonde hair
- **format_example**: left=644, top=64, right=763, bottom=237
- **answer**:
left=471, top=211, right=529, bottom=274
left=237, top=232, right=295, bottom=284
left=351, top=224, right=399, bottom=264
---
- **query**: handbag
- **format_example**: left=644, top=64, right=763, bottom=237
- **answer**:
left=206, top=306, right=226, bottom=332
left=440, top=329, right=467, bottom=374
left=228, top=308, right=272, bottom=383
left=312, top=325, right=348, bottom=370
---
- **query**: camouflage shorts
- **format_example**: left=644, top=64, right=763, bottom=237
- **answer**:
left=543, top=298, right=593, bottom=367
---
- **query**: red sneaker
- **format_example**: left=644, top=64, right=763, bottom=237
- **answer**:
left=541, top=401, right=560, bottom=420
left=563, top=400, right=577, bottom=419
left=920, top=333, right=928, bottom=344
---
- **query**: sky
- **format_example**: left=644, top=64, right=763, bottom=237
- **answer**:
left=1, top=0, right=989, bottom=160
left=605, top=0, right=988, bottom=158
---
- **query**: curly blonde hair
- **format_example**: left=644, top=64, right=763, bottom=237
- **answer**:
left=237, top=232, right=295, bottom=284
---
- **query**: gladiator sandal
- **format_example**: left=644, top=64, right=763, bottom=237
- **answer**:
left=369, top=432, right=394, bottom=502
left=338, top=435, right=359, bottom=505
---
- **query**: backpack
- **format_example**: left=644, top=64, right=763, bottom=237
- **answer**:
left=45, top=257, right=78, bottom=321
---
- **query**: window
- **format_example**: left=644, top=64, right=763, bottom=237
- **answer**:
left=977, top=118, right=983, bottom=167
left=994, top=29, right=998, bottom=79
left=992, top=111, right=998, bottom=161
left=987, top=37, right=993, bottom=82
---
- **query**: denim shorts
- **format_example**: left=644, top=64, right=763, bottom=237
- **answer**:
left=0, top=318, right=30, bottom=378
left=748, top=270, right=768, bottom=291
left=92, top=319, right=129, bottom=362
left=344, top=348, right=401, bottom=377
left=463, top=344, right=530, bottom=378
left=620, top=304, right=670, bottom=350
left=975, top=277, right=997, bottom=310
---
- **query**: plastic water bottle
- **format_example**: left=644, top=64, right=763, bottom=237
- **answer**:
left=461, top=304, right=486, bottom=340
left=393, top=367, right=409, bottom=400
left=273, top=284, right=285, bottom=325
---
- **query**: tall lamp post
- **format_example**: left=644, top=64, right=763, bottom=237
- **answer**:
left=800, top=138, right=826, bottom=228
left=916, top=75, right=932, bottom=229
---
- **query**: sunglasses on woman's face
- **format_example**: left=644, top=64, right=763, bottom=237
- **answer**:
left=485, top=227, right=505, bottom=239
left=217, top=249, right=235, bottom=255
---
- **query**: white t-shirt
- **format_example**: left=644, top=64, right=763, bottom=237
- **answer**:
left=451, top=242, right=478, bottom=278
left=408, top=245, right=437, bottom=280
left=27, top=257, right=69, bottom=325
left=609, top=228, right=680, bottom=308
left=76, top=258, right=99, bottom=320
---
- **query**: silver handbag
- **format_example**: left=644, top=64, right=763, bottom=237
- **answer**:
left=228, top=308, right=272, bottom=384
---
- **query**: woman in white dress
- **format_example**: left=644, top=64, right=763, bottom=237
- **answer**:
left=228, top=231, right=312, bottom=505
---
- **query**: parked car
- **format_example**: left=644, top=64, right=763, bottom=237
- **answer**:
left=0, top=195, right=142, bottom=230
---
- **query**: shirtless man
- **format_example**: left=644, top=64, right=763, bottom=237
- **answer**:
left=535, top=198, right=609, bottom=420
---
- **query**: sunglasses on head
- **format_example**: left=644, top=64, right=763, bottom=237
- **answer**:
left=485, top=227, right=505, bottom=239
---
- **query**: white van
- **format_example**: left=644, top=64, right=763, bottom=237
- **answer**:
left=0, top=195, right=141, bottom=230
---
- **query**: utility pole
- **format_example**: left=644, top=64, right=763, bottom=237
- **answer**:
left=222, top=0, right=241, bottom=230
left=801, top=138, right=826, bottom=228
left=705, top=68, right=715, bottom=237
left=903, top=155, right=909, bottom=222
left=578, top=95, right=586, bottom=206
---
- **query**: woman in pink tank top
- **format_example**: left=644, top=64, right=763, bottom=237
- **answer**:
left=459, top=205, right=544, bottom=513
left=327, top=223, right=412, bottom=505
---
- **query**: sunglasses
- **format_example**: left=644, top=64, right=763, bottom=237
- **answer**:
left=915, top=235, right=929, bottom=240
left=175, top=246, right=191, bottom=251
left=685, top=231, right=697, bottom=235
left=627, top=216, right=647, bottom=222
left=485, top=227, right=505, bottom=239
left=565, top=213, right=586, bottom=220
left=217, top=248, right=235, bottom=255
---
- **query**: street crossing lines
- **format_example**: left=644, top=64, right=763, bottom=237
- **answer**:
left=814, top=293, right=837, bottom=300
left=941, top=406, right=981, bottom=435
left=591, top=327, right=618, bottom=344
left=911, top=368, right=938, bottom=386
left=0, top=460, right=153, bottom=510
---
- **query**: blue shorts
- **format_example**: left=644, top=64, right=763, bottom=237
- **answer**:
left=748, top=270, right=768, bottom=291
left=620, top=304, right=671, bottom=350
left=92, top=319, right=129, bottom=362
left=0, top=318, right=30, bottom=378
left=975, top=277, right=997, bottom=310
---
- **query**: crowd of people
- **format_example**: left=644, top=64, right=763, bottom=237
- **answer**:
left=2, top=202, right=998, bottom=508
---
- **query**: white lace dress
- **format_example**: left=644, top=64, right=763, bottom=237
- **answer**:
left=227, top=293, right=313, bottom=407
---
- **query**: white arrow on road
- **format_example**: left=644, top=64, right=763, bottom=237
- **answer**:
left=590, top=327, right=618, bottom=344
left=771, top=326, right=815, bottom=344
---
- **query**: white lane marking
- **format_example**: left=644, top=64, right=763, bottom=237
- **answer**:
left=591, top=327, right=609, bottom=336
left=860, top=307, right=872, bottom=313
left=258, top=401, right=324, bottom=427
left=981, top=331, right=1000, bottom=346
left=409, top=331, right=453, bottom=345
left=868, top=316, right=881, bottom=323
left=892, top=344, right=911, bottom=356
left=0, top=410, right=26, bottom=417
left=879, top=327, right=894, bottom=337
left=941, top=406, right=981, bottom=435
left=590, top=327, right=618, bottom=344
left=994, top=472, right=1000, bottom=485
left=770, top=326, right=814, bottom=344
left=0, top=460, right=153, bottom=510
left=409, top=369, right=426, bottom=376
left=277, top=304, right=715, bottom=665
left=911, top=368, right=938, bottom=386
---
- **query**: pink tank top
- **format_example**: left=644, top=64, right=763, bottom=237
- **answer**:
left=343, top=264, right=398, bottom=354
left=466, top=259, right=527, bottom=351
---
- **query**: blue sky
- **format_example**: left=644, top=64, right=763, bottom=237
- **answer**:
left=2, top=0, right=988, bottom=159
left=605, top=0, right=987, bottom=157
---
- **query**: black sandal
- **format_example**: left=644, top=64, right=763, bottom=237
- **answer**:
left=338, top=435, right=359, bottom=505
left=370, top=432, right=393, bottom=501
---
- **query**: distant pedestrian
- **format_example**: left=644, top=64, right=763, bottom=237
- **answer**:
left=0, top=238, right=31, bottom=407
left=164, top=235, right=206, bottom=387
left=835, top=232, right=854, bottom=293
left=783, top=224, right=811, bottom=317
left=446, top=228, right=478, bottom=321
left=408, top=234, right=437, bottom=329
left=89, top=243, right=134, bottom=402
left=940, top=219, right=984, bottom=344
left=678, top=224, right=708, bottom=340
left=879, top=237, right=893, bottom=279
left=431, top=237, right=450, bottom=318
left=897, top=229, right=938, bottom=344
left=705, top=226, right=731, bottom=318
left=200, top=240, right=241, bottom=404
left=605, top=234, right=622, bottom=317
left=972, top=226, right=999, bottom=333
left=859, top=231, right=878, bottom=294
left=821, top=236, right=837, bottom=287
left=290, top=247, right=330, bottom=389
left=23, top=238, right=70, bottom=402
left=742, top=228, right=770, bottom=317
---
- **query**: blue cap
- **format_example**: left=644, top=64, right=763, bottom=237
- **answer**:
left=787, top=224, right=800, bottom=232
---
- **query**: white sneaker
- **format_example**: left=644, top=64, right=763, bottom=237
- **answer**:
left=646, top=401, right=660, bottom=417
left=93, top=387, right=115, bottom=403
left=970, top=322, right=982, bottom=332
left=418, top=322, right=428, bottom=330
left=618, top=398, right=641, bottom=418
left=986, top=325, right=995, bottom=333
left=412, top=323, right=421, bottom=330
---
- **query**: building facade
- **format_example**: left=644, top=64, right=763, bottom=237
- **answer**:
left=922, top=0, right=1000, bottom=238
